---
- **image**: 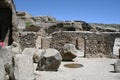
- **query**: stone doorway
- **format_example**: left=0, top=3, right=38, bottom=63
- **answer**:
left=0, top=8, right=13, bottom=45
left=76, top=37, right=85, bottom=51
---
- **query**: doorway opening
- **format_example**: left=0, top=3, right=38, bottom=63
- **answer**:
left=0, top=8, right=13, bottom=45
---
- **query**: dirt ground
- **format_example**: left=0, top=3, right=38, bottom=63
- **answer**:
left=35, top=58, right=120, bottom=80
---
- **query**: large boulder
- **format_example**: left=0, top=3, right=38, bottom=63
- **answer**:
left=61, top=44, right=79, bottom=61
left=14, top=54, right=35, bottom=80
left=22, top=48, right=45, bottom=63
left=37, top=48, right=62, bottom=71
left=0, top=48, right=14, bottom=80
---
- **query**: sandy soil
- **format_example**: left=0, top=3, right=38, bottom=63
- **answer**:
left=35, top=58, right=120, bottom=80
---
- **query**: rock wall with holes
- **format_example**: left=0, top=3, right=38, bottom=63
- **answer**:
left=51, top=31, right=120, bottom=58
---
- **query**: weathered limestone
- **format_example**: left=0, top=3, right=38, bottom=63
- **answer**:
left=63, top=21, right=92, bottom=31
left=17, top=18, right=26, bottom=30
left=0, top=48, right=13, bottom=80
left=22, top=48, right=45, bottom=63
left=22, top=48, right=37, bottom=57
left=33, top=49, right=45, bottom=63
left=113, top=38, right=120, bottom=56
left=14, top=54, right=35, bottom=80
left=22, top=48, right=62, bottom=71
left=0, top=56, right=6, bottom=80
left=61, top=44, right=79, bottom=61
left=6, top=42, right=22, bottom=55
left=37, top=48, right=62, bottom=71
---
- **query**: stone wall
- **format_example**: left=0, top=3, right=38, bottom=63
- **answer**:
left=18, top=31, right=120, bottom=58
left=19, top=32, right=38, bottom=50
left=51, top=31, right=120, bottom=58
left=19, top=32, right=51, bottom=50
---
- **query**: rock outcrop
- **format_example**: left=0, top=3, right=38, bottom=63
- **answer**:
left=90, top=23, right=120, bottom=32
left=0, top=0, right=19, bottom=45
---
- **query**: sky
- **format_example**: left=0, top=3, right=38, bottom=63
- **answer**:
left=14, top=0, right=120, bottom=24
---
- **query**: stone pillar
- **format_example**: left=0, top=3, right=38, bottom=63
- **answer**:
left=36, top=36, right=42, bottom=49
left=41, top=37, right=51, bottom=49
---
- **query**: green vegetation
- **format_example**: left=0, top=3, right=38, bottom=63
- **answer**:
left=25, top=21, right=32, bottom=28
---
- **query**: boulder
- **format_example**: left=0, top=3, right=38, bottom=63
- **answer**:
left=37, top=48, right=62, bottom=71
left=22, top=48, right=45, bottom=63
left=61, top=44, right=79, bottom=61
left=114, top=60, right=120, bottom=73
left=0, top=48, right=14, bottom=80
left=14, top=54, right=35, bottom=80
left=33, top=49, right=45, bottom=63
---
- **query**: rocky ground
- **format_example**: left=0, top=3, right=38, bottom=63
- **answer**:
left=35, top=58, right=120, bottom=80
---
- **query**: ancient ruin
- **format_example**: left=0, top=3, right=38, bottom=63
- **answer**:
left=0, top=0, right=120, bottom=80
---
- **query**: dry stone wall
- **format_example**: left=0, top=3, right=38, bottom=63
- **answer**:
left=51, top=31, right=120, bottom=58
left=18, top=31, right=120, bottom=58
left=19, top=32, right=38, bottom=50
left=19, top=32, right=51, bottom=50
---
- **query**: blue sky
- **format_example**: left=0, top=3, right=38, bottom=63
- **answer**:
left=14, top=0, right=120, bottom=24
